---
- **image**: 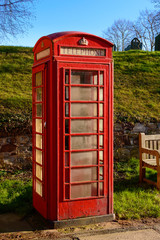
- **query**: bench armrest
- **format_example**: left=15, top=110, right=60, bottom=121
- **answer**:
left=141, top=147, right=160, bottom=166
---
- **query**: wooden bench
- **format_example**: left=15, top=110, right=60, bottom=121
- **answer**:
left=139, top=133, right=160, bottom=189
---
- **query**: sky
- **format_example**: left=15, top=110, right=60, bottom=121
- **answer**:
left=2, top=0, right=155, bottom=47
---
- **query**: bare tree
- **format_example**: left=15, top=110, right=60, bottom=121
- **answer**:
left=0, top=0, right=35, bottom=39
left=103, top=19, right=133, bottom=51
left=132, top=9, right=160, bottom=51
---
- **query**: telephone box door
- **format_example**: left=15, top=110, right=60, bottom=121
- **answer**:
left=32, top=64, right=47, bottom=218
left=58, top=62, right=112, bottom=220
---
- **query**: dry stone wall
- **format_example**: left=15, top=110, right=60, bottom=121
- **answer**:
left=114, top=122, right=160, bottom=161
left=0, top=135, right=32, bottom=169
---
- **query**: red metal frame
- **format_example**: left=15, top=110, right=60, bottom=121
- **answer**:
left=32, top=31, right=113, bottom=221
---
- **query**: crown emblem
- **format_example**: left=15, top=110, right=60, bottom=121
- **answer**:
left=79, top=37, right=88, bottom=46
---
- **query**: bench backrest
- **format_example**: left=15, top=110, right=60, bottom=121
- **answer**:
left=139, top=133, right=160, bottom=159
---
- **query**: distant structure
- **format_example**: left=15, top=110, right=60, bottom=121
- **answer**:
left=125, top=38, right=142, bottom=51
left=113, top=44, right=117, bottom=51
left=155, top=34, right=160, bottom=51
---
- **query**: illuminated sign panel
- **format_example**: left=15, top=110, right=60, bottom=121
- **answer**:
left=36, top=48, right=50, bottom=60
left=60, top=47, right=106, bottom=57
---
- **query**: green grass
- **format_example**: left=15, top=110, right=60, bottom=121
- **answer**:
left=114, top=157, right=160, bottom=219
left=114, top=50, right=160, bottom=122
left=0, top=171, right=32, bottom=216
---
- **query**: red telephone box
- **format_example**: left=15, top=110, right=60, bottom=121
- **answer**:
left=32, top=31, right=114, bottom=227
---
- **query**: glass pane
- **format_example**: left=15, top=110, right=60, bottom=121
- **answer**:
left=65, top=87, right=69, bottom=100
left=100, top=167, right=104, bottom=180
left=36, top=72, right=42, bottom=86
left=65, top=70, right=69, bottom=84
left=71, top=135, right=97, bottom=150
left=99, top=88, right=104, bottom=101
left=99, top=119, right=103, bottom=132
left=100, top=182, right=104, bottom=196
left=71, top=87, right=97, bottom=101
left=36, top=164, right=42, bottom=180
left=71, top=151, right=97, bottom=166
left=65, top=136, right=69, bottom=150
left=71, top=119, right=97, bottom=133
left=65, top=152, right=69, bottom=167
left=71, top=167, right=97, bottom=182
left=100, top=72, right=104, bottom=85
left=36, top=88, right=42, bottom=101
left=71, top=183, right=98, bottom=199
left=99, top=151, right=104, bottom=164
left=71, top=71, right=97, bottom=84
left=65, top=168, right=69, bottom=183
left=71, top=103, right=97, bottom=117
left=65, top=185, right=69, bottom=199
left=99, top=103, right=103, bottom=117
left=36, top=119, right=42, bottom=133
left=99, top=135, right=103, bottom=148
left=36, top=179, right=42, bottom=196
left=36, top=104, right=42, bottom=117
left=36, top=149, right=42, bottom=164
left=36, top=134, right=42, bottom=149
left=65, top=119, right=69, bottom=133
left=65, top=103, right=69, bottom=117
left=94, top=74, right=98, bottom=85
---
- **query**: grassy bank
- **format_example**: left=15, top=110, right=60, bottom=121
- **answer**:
left=0, top=47, right=160, bottom=130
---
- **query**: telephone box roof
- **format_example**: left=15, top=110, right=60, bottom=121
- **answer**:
left=33, top=31, right=113, bottom=51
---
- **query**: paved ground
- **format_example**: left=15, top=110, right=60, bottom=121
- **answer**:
left=1, top=213, right=160, bottom=239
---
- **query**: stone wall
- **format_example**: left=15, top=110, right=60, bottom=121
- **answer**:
left=114, top=122, right=160, bottom=161
left=0, top=122, right=160, bottom=169
left=0, top=135, right=32, bottom=169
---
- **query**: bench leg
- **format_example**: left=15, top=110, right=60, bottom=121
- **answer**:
left=157, top=169, right=160, bottom=190
left=140, top=160, right=145, bottom=183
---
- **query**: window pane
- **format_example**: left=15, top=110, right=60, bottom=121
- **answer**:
left=99, top=135, right=103, bottom=148
left=36, top=134, right=42, bottom=149
left=65, top=185, right=69, bottom=199
left=100, top=167, right=104, bottom=180
left=36, top=179, right=42, bottom=196
left=36, top=88, right=42, bottom=101
left=36, top=149, right=42, bottom=164
left=71, top=103, right=97, bottom=117
left=71, top=151, right=97, bottom=166
left=65, top=87, right=69, bottom=100
left=36, top=72, right=42, bottom=86
left=65, top=152, right=69, bottom=167
left=36, top=119, right=42, bottom=133
left=71, top=87, right=97, bottom=101
left=100, top=72, right=104, bottom=85
left=65, top=103, right=69, bottom=117
left=65, top=70, right=69, bottom=84
left=99, top=119, right=103, bottom=132
left=99, top=151, right=104, bottom=164
left=65, top=136, right=69, bottom=150
left=99, top=88, right=104, bottom=101
left=71, top=167, right=97, bottom=182
left=36, top=104, right=42, bottom=117
left=71, top=183, right=98, bottom=199
left=65, top=168, right=69, bottom=183
left=99, top=103, right=103, bottom=117
left=36, top=164, right=42, bottom=180
left=71, top=135, right=97, bottom=150
left=65, top=119, right=69, bottom=133
left=100, top=182, right=104, bottom=196
left=71, top=119, right=97, bottom=133
left=71, top=71, right=97, bottom=84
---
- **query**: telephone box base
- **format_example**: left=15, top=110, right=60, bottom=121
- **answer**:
left=49, top=214, right=115, bottom=229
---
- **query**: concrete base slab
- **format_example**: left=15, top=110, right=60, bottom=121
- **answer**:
left=50, top=214, right=115, bottom=229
